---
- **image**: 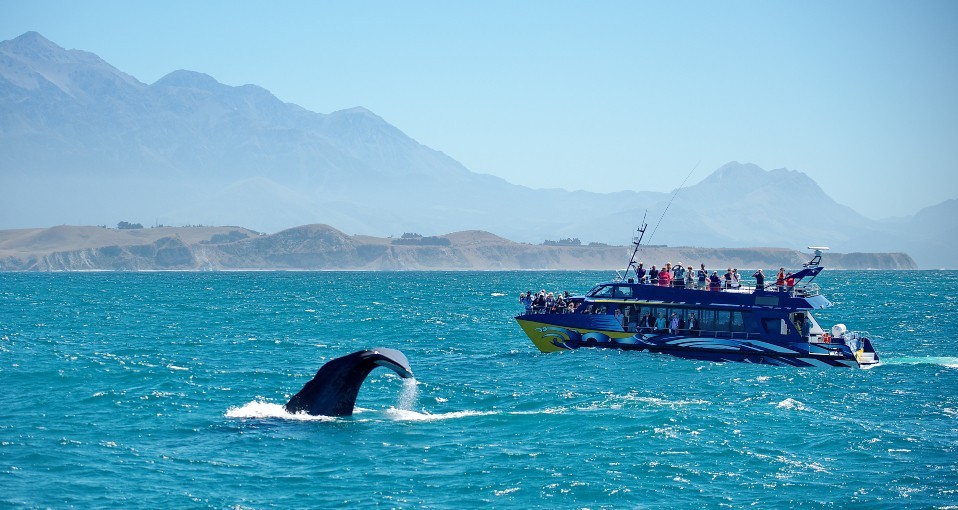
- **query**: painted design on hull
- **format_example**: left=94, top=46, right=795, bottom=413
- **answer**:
left=519, top=322, right=867, bottom=368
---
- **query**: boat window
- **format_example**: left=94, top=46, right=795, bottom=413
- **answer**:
left=716, top=311, right=731, bottom=331
left=698, top=310, right=716, bottom=331
left=761, top=318, right=788, bottom=335
left=589, top=285, right=614, bottom=298
left=624, top=305, right=639, bottom=331
left=731, top=311, right=746, bottom=332
left=612, top=286, right=633, bottom=298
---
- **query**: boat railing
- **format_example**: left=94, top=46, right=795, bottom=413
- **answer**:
left=792, top=282, right=821, bottom=297
left=625, top=280, right=822, bottom=297
left=526, top=306, right=575, bottom=315
left=839, top=330, right=870, bottom=351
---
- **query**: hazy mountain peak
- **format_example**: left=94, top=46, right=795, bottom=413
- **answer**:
left=1, top=31, right=141, bottom=98
left=153, top=70, right=222, bottom=90
left=336, top=106, right=377, bottom=116
left=3, top=31, right=69, bottom=61
left=698, top=162, right=825, bottom=196
left=1, top=31, right=126, bottom=71
left=701, top=161, right=767, bottom=184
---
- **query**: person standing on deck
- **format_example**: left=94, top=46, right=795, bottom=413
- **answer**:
left=709, top=271, right=722, bottom=291
left=520, top=292, right=532, bottom=313
left=673, top=264, right=686, bottom=289
left=752, top=269, right=765, bottom=292
left=658, top=268, right=672, bottom=287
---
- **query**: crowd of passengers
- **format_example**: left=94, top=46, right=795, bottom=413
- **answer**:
left=520, top=290, right=575, bottom=315
left=519, top=264, right=799, bottom=315
left=631, top=262, right=795, bottom=292
left=517, top=293, right=706, bottom=335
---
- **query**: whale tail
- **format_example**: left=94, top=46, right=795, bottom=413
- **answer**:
left=284, top=348, right=413, bottom=417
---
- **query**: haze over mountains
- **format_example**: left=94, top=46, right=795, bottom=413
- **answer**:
left=1, top=32, right=954, bottom=268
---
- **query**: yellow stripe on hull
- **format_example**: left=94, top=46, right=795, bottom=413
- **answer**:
left=515, top=317, right=634, bottom=353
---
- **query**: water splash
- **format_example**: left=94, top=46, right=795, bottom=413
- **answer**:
left=397, top=377, right=419, bottom=411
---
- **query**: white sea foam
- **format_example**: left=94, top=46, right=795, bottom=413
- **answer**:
left=224, top=401, right=336, bottom=421
left=384, top=408, right=498, bottom=421
left=227, top=380, right=492, bottom=423
left=775, top=398, right=808, bottom=411
left=490, top=292, right=506, bottom=297
left=632, top=396, right=709, bottom=407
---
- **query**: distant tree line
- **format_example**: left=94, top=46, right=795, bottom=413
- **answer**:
left=542, top=237, right=582, bottom=246
left=117, top=221, right=144, bottom=229
left=391, top=233, right=451, bottom=246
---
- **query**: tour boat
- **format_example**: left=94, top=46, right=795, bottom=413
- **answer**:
left=515, top=225, right=880, bottom=368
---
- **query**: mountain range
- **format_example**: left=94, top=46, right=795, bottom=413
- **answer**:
left=1, top=31, right=954, bottom=268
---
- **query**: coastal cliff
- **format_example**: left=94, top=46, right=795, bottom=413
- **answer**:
left=0, top=225, right=918, bottom=271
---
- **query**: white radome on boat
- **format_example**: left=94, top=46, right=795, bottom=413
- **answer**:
left=831, top=323, right=848, bottom=337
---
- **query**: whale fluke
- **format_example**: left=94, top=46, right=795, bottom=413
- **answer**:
left=284, top=348, right=414, bottom=417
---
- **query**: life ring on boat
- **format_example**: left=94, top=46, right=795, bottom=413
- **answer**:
left=822, top=333, right=831, bottom=344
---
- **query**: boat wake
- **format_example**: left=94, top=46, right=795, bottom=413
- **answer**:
left=881, top=356, right=958, bottom=369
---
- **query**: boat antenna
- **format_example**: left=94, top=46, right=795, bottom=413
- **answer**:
left=646, top=161, right=699, bottom=245
left=623, top=211, right=648, bottom=279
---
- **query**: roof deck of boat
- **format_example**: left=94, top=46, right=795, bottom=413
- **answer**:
left=585, top=281, right=830, bottom=310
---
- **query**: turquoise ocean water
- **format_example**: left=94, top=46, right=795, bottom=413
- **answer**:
left=1, top=270, right=956, bottom=508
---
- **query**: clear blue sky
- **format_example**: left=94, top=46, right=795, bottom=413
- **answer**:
left=3, top=1, right=956, bottom=219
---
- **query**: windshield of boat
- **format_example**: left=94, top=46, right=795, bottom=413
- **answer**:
left=588, top=284, right=632, bottom=298
left=586, top=284, right=606, bottom=297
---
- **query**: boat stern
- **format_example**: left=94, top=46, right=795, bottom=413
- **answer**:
left=855, top=336, right=881, bottom=367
